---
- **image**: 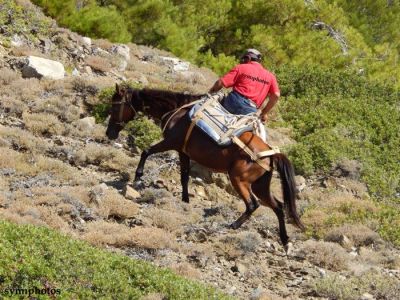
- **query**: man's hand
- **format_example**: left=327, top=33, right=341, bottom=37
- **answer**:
left=261, top=113, right=268, bottom=123
left=209, top=79, right=224, bottom=93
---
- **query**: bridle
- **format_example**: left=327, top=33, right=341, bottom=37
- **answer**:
left=111, top=89, right=138, bottom=126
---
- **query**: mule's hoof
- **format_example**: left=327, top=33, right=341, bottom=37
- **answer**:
left=284, top=242, right=294, bottom=256
left=229, top=222, right=240, bottom=230
left=182, top=198, right=190, bottom=203
left=133, top=180, right=144, bottom=190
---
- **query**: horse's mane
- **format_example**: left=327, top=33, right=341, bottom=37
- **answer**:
left=140, top=88, right=204, bottom=106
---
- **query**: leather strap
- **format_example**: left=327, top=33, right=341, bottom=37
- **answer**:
left=231, top=136, right=272, bottom=171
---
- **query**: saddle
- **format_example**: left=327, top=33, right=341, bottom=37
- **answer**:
left=185, top=93, right=279, bottom=171
left=187, top=92, right=257, bottom=146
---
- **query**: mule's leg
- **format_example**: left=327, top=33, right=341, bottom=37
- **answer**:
left=252, top=172, right=289, bottom=248
left=135, top=139, right=174, bottom=181
left=179, top=152, right=190, bottom=203
left=229, top=176, right=260, bottom=229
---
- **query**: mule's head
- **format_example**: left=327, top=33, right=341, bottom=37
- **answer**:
left=106, top=84, right=137, bottom=140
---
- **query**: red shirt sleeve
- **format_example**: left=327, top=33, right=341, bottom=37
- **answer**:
left=220, top=65, right=240, bottom=88
left=268, top=74, right=280, bottom=95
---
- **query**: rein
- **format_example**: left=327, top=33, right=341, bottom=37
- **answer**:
left=112, top=91, right=137, bottom=126
left=161, top=100, right=202, bottom=133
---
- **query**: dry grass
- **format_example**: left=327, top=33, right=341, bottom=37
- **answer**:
left=83, top=221, right=177, bottom=250
left=0, top=96, right=27, bottom=116
left=215, top=232, right=261, bottom=260
left=140, top=293, right=166, bottom=300
left=0, top=68, right=20, bottom=85
left=299, top=240, right=349, bottom=271
left=325, top=224, right=382, bottom=249
left=146, top=207, right=187, bottom=233
left=85, top=56, right=112, bottom=73
left=0, top=125, right=50, bottom=153
left=23, top=112, right=64, bottom=136
left=169, top=263, right=201, bottom=279
left=5, top=78, right=42, bottom=102
left=73, top=143, right=137, bottom=173
left=96, top=189, right=139, bottom=220
left=0, top=147, right=90, bottom=185
left=93, top=38, right=114, bottom=51
left=10, top=45, right=44, bottom=57
left=30, top=95, right=80, bottom=123
left=313, top=271, right=400, bottom=300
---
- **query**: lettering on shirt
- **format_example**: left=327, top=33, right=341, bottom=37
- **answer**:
left=241, top=74, right=269, bottom=85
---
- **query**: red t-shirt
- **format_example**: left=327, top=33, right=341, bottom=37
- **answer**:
left=220, top=62, right=280, bottom=107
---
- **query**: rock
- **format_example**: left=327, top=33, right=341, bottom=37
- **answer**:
left=190, top=162, right=213, bottom=183
left=72, top=68, right=80, bottom=76
left=40, top=38, right=53, bottom=53
left=124, top=185, right=141, bottom=200
left=349, top=250, right=358, bottom=257
left=318, top=268, right=327, bottom=278
left=11, top=34, right=25, bottom=47
left=81, top=37, right=92, bottom=47
left=339, top=234, right=353, bottom=249
left=231, top=262, right=248, bottom=274
left=250, top=286, right=278, bottom=300
left=89, top=183, right=108, bottom=205
left=295, top=175, right=306, bottom=192
left=111, top=44, right=130, bottom=61
left=118, top=59, right=128, bottom=72
left=160, top=56, right=190, bottom=71
left=75, top=117, right=96, bottom=131
left=22, top=56, right=65, bottom=80
left=195, top=186, right=207, bottom=198
left=360, top=293, right=374, bottom=300
left=84, top=65, right=92, bottom=75
left=285, top=242, right=294, bottom=256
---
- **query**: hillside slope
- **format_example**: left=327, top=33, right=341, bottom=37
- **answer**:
left=0, top=1, right=399, bottom=299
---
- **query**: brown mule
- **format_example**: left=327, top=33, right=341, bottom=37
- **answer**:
left=106, top=84, right=304, bottom=249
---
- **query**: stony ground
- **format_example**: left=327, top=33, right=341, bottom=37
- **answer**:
left=0, top=2, right=399, bottom=299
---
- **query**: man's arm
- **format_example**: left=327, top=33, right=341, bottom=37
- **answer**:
left=261, top=92, right=280, bottom=123
left=209, top=79, right=224, bottom=93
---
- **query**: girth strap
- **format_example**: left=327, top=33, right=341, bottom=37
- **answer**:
left=231, top=136, right=276, bottom=171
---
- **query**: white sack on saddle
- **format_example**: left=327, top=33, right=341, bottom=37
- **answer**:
left=188, top=93, right=265, bottom=146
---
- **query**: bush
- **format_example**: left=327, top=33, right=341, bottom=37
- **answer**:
left=125, top=115, right=162, bottom=150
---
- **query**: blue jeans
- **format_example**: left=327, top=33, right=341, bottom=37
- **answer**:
left=222, top=91, right=257, bottom=115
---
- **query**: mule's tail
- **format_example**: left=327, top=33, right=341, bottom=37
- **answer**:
left=272, top=153, right=305, bottom=231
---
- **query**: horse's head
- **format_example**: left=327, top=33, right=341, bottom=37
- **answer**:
left=106, top=84, right=137, bottom=140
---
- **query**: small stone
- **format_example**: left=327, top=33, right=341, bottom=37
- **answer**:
left=360, top=293, right=374, bottom=300
left=89, top=183, right=108, bottom=205
left=81, top=37, right=92, bottom=47
left=124, top=185, right=141, bottom=200
left=318, top=268, right=326, bottom=278
left=339, top=234, right=352, bottom=248
left=72, top=68, right=80, bottom=76
left=231, top=262, right=247, bottom=274
left=349, top=250, right=358, bottom=257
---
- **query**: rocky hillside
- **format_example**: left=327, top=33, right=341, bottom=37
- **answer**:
left=0, top=1, right=399, bottom=299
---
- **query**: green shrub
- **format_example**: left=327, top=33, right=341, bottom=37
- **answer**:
left=0, top=220, right=230, bottom=299
left=125, top=115, right=162, bottom=150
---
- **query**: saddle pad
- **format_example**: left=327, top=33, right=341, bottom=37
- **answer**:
left=188, top=95, right=256, bottom=146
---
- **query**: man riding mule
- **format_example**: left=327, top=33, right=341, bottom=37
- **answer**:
left=209, top=49, right=280, bottom=141
left=105, top=86, right=304, bottom=252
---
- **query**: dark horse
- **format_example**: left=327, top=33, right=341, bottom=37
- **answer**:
left=106, top=85, right=304, bottom=249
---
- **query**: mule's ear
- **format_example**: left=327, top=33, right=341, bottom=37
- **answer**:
left=115, top=83, right=120, bottom=93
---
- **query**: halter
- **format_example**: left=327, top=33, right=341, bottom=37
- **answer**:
left=111, top=89, right=138, bottom=126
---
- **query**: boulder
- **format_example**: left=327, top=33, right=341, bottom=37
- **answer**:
left=81, top=37, right=92, bottom=48
left=74, top=117, right=96, bottom=131
left=160, top=56, right=190, bottom=71
left=22, top=56, right=65, bottom=80
left=124, top=185, right=141, bottom=200
left=111, top=44, right=130, bottom=61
